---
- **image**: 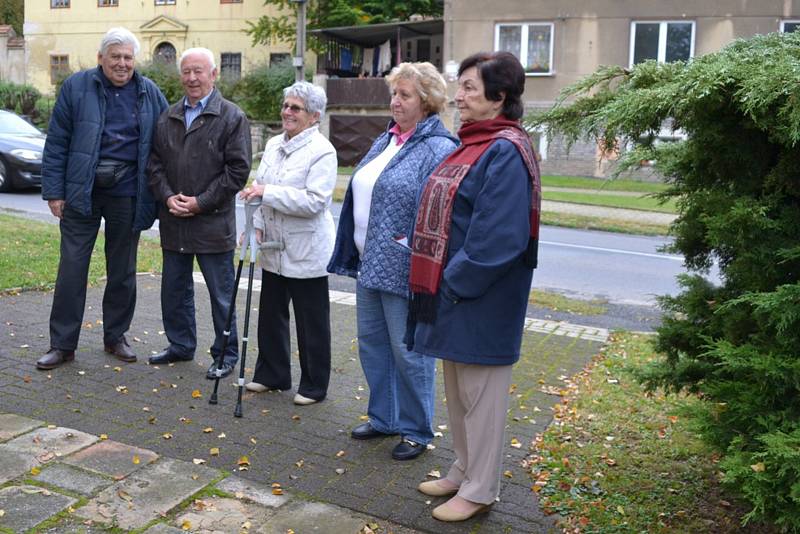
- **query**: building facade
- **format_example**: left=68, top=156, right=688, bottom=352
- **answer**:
left=442, top=0, right=800, bottom=177
left=23, top=0, right=293, bottom=95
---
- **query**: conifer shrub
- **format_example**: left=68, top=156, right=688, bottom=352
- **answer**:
left=528, top=31, right=800, bottom=529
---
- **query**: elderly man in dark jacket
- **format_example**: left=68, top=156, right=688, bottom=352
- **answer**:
left=37, top=27, right=168, bottom=370
left=148, top=47, right=252, bottom=379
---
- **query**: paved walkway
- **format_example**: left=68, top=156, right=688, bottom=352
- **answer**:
left=0, top=274, right=607, bottom=533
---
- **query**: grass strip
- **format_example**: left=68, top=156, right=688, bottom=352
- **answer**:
left=530, top=290, right=607, bottom=315
left=528, top=332, right=772, bottom=533
left=541, top=212, right=670, bottom=236
left=542, top=175, right=668, bottom=193
left=0, top=213, right=163, bottom=292
left=543, top=191, right=678, bottom=213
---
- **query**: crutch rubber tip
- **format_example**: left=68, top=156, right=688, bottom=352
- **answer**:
left=234, top=405, right=243, bottom=418
left=209, top=394, right=218, bottom=405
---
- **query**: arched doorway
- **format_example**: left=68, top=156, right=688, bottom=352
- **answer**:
left=154, top=42, right=176, bottom=65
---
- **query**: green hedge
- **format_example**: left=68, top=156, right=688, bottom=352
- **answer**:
left=529, top=31, right=800, bottom=530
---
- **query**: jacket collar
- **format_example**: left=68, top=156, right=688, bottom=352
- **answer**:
left=169, top=88, right=222, bottom=120
left=279, top=125, right=318, bottom=155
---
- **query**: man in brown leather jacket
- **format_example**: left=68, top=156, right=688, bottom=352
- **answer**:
left=147, top=47, right=251, bottom=379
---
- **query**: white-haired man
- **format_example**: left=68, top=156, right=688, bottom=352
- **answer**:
left=38, top=27, right=168, bottom=370
left=148, top=48, right=251, bottom=379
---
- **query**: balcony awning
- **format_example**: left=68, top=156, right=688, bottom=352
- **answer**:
left=309, top=19, right=443, bottom=48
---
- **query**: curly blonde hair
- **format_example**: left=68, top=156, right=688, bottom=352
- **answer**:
left=385, top=62, right=447, bottom=115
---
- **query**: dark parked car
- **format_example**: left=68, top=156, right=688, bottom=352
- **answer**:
left=0, top=110, right=45, bottom=192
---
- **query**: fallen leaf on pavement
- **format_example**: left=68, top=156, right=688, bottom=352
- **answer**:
left=510, top=438, right=522, bottom=448
left=427, top=470, right=440, bottom=478
left=210, top=447, right=219, bottom=456
left=336, top=450, right=346, bottom=458
left=117, top=489, right=133, bottom=502
left=193, top=458, right=206, bottom=465
left=162, top=433, right=173, bottom=439
left=132, top=455, right=140, bottom=465
left=203, top=427, right=213, bottom=433
left=191, top=389, right=202, bottom=399
left=99, top=434, right=108, bottom=440
left=181, top=519, right=191, bottom=531
left=30, top=466, right=41, bottom=475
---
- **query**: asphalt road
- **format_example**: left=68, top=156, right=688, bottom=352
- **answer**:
left=0, top=188, right=718, bottom=308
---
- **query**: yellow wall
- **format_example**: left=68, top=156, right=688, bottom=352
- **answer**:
left=24, top=0, right=295, bottom=94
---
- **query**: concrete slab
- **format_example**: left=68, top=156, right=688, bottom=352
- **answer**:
left=78, top=457, right=219, bottom=530
left=62, top=440, right=158, bottom=478
left=1, top=426, right=97, bottom=461
left=217, top=475, right=288, bottom=508
left=173, top=496, right=275, bottom=533
left=0, top=413, right=42, bottom=441
left=0, top=448, right=37, bottom=484
left=36, top=462, right=112, bottom=496
left=0, top=484, right=77, bottom=533
left=260, top=501, right=375, bottom=534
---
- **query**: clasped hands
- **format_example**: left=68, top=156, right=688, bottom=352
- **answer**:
left=167, top=193, right=200, bottom=217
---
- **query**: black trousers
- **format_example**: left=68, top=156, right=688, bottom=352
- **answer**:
left=253, top=271, right=331, bottom=400
left=49, top=194, right=139, bottom=350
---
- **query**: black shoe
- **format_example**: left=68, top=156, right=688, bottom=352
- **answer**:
left=392, top=439, right=426, bottom=461
left=206, top=361, right=235, bottom=380
left=148, top=348, right=194, bottom=365
left=105, top=336, right=137, bottom=363
left=36, top=348, right=75, bottom=370
left=351, top=422, right=389, bottom=440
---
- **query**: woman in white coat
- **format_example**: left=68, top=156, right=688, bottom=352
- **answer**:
left=239, top=81, right=337, bottom=405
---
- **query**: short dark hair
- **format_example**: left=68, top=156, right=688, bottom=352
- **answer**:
left=458, top=51, right=525, bottom=120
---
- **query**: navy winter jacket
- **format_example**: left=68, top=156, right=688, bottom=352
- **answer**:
left=327, top=114, right=458, bottom=297
left=411, top=140, right=534, bottom=365
left=41, top=67, right=168, bottom=231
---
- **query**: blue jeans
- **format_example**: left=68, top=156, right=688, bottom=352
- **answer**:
left=161, top=249, right=238, bottom=365
left=356, top=283, right=435, bottom=445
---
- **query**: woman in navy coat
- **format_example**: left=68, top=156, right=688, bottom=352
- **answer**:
left=407, top=51, right=541, bottom=522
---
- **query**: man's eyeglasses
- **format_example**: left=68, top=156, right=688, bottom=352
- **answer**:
left=282, top=103, right=306, bottom=113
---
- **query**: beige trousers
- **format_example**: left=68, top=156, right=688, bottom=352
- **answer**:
left=442, top=360, right=513, bottom=504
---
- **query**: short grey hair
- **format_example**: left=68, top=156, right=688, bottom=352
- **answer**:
left=180, top=47, right=216, bottom=70
left=99, top=27, right=140, bottom=56
left=283, top=81, right=327, bottom=120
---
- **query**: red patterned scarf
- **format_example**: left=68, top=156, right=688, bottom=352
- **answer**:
left=409, top=116, right=541, bottom=322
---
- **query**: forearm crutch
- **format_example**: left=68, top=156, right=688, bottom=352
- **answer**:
left=209, top=198, right=261, bottom=417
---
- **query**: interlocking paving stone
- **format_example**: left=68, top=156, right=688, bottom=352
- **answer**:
left=258, top=501, right=375, bottom=534
left=0, top=484, right=77, bottom=532
left=174, top=496, right=275, bottom=533
left=0, top=448, right=37, bottom=484
left=217, top=475, right=288, bottom=508
left=1, top=426, right=98, bottom=461
left=78, top=457, right=219, bottom=530
left=63, top=439, right=159, bottom=478
left=0, top=413, right=42, bottom=441
left=35, top=462, right=113, bottom=496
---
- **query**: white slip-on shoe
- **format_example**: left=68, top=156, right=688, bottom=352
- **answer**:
left=245, top=382, right=269, bottom=393
left=293, top=393, right=318, bottom=405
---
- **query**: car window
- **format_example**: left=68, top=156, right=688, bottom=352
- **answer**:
left=0, top=112, right=42, bottom=135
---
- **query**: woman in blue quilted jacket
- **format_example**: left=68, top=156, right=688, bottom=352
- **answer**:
left=327, top=62, right=457, bottom=461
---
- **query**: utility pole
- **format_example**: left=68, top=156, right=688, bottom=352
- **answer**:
left=292, top=0, right=307, bottom=82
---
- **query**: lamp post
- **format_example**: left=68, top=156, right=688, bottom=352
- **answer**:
left=291, top=0, right=308, bottom=82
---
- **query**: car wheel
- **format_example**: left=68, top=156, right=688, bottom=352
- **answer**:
left=0, top=158, right=11, bottom=192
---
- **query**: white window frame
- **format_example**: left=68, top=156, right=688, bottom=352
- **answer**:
left=629, top=20, right=695, bottom=67
left=494, top=22, right=554, bottom=76
left=781, top=20, right=800, bottom=32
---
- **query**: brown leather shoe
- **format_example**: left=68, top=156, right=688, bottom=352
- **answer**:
left=36, top=348, right=75, bottom=370
left=104, top=337, right=137, bottom=363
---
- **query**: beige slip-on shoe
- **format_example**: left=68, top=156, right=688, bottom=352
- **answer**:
left=432, top=499, right=492, bottom=522
left=418, top=479, right=460, bottom=497
left=293, top=393, right=318, bottom=405
left=245, top=382, right=269, bottom=393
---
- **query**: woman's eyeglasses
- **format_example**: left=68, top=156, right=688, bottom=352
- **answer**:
left=282, top=103, right=306, bottom=113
